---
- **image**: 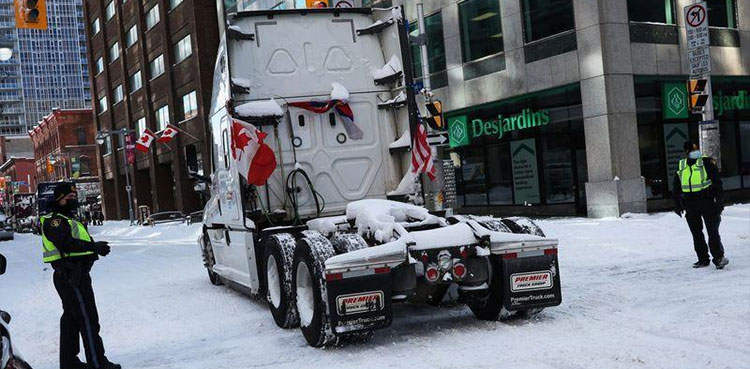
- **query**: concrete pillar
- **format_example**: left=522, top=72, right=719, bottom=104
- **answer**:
left=574, top=0, right=647, bottom=217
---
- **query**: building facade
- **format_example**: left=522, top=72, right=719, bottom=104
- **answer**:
left=82, top=0, right=219, bottom=219
left=29, top=108, right=98, bottom=183
left=367, top=0, right=749, bottom=217
left=0, top=0, right=91, bottom=135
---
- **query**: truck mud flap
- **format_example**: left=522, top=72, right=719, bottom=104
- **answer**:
left=326, top=272, right=393, bottom=336
left=501, top=255, right=561, bottom=311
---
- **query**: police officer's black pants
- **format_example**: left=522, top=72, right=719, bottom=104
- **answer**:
left=684, top=197, right=725, bottom=263
left=53, top=262, right=107, bottom=369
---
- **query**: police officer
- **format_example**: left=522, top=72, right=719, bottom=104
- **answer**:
left=41, top=184, right=122, bottom=369
left=673, top=141, right=728, bottom=269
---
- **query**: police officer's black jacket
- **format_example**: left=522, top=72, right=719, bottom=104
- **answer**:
left=672, top=156, right=723, bottom=202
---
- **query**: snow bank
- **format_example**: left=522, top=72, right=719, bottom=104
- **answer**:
left=235, top=99, right=284, bottom=118
left=90, top=221, right=202, bottom=244
left=372, top=55, right=402, bottom=80
left=330, top=82, right=349, bottom=102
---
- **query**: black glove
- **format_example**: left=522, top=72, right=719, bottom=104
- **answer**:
left=92, top=241, right=111, bottom=256
left=673, top=198, right=684, bottom=218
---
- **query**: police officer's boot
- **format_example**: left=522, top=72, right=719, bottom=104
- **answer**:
left=714, top=257, right=729, bottom=270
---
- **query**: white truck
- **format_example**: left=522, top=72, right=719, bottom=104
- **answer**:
left=196, top=5, right=562, bottom=347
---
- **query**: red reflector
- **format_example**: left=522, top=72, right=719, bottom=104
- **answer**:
left=502, top=253, right=517, bottom=260
left=460, top=247, right=469, bottom=259
left=453, top=263, right=466, bottom=278
left=374, top=267, right=391, bottom=274
left=544, top=248, right=558, bottom=255
left=421, top=252, right=429, bottom=262
left=425, top=267, right=439, bottom=282
left=325, top=273, right=343, bottom=281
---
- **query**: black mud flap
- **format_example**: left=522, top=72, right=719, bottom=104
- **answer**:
left=326, top=272, right=393, bottom=336
left=501, top=255, right=562, bottom=311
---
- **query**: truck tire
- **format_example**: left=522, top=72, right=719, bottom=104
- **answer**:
left=467, top=256, right=505, bottom=321
left=293, top=233, right=338, bottom=347
left=201, top=232, right=223, bottom=286
left=330, top=233, right=368, bottom=254
left=262, top=233, right=299, bottom=329
left=501, top=217, right=546, bottom=237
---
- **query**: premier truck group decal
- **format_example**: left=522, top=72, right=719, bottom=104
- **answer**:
left=510, top=271, right=553, bottom=292
left=336, top=291, right=384, bottom=316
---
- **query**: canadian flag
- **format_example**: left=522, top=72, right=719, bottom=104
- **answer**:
left=136, top=129, right=157, bottom=152
left=158, top=124, right=179, bottom=143
left=231, top=118, right=277, bottom=186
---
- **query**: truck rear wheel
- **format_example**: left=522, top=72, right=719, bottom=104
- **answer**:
left=202, top=232, right=222, bottom=286
left=293, top=234, right=337, bottom=347
left=262, top=234, right=299, bottom=328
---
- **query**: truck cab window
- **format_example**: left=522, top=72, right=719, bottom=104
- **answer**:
left=222, top=129, right=230, bottom=169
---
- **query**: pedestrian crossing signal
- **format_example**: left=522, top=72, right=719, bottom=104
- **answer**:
left=687, top=78, right=708, bottom=113
left=305, top=0, right=328, bottom=7
left=14, top=0, right=47, bottom=30
left=424, top=100, right=443, bottom=130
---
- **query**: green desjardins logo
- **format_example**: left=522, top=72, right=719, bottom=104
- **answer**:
left=448, top=109, right=551, bottom=148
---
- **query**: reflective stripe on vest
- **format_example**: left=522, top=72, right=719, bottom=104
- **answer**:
left=677, top=156, right=712, bottom=193
left=41, top=214, right=94, bottom=263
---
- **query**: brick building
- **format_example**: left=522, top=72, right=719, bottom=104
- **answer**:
left=0, top=157, right=36, bottom=211
left=82, top=0, right=219, bottom=219
left=28, top=109, right=99, bottom=184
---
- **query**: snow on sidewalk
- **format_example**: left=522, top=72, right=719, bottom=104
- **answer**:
left=0, top=205, right=748, bottom=369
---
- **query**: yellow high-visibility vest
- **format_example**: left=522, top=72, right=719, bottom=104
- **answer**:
left=677, top=156, right=712, bottom=193
left=41, top=213, right=94, bottom=263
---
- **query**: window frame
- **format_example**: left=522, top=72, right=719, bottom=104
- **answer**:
left=156, top=105, right=170, bottom=131
left=95, top=57, right=104, bottom=75
left=98, top=95, right=108, bottom=115
left=108, top=42, right=120, bottom=63
left=126, top=25, right=138, bottom=47
left=458, top=0, right=504, bottom=63
left=113, top=84, right=123, bottom=105
left=105, top=1, right=115, bottom=21
left=149, top=55, right=165, bottom=80
left=136, top=117, right=146, bottom=136
left=129, top=70, right=142, bottom=93
left=627, top=0, right=676, bottom=25
left=181, top=90, right=198, bottom=121
left=91, top=18, right=101, bottom=36
left=521, top=0, right=577, bottom=44
left=174, top=34, right=193, bottom=65
left=146, top=5, right=160, bottom=30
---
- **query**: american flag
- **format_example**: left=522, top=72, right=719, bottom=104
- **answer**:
left=411, top=123, right=435, bottom=181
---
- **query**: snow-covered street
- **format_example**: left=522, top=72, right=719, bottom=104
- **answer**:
left=1, top=205, right=749, bottom=369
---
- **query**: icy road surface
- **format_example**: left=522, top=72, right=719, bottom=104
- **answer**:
left=1, top=205, right=749, bottom=369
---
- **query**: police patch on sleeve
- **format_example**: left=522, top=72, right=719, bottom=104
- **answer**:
left=51, top=218, right=62, bottom=227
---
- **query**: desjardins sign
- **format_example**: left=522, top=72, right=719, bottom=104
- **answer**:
left=714, top=90, right=750, bottom=116
left=448, top=109, right=551, bottom=148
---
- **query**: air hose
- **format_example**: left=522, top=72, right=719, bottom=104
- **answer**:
left=286, top=168, right=326, bottom=225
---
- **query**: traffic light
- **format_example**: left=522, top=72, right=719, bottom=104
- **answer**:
left=688, top=78, right=709, bottom=113
left=424, top=100, right=444, bottom=130
left=14, top=0, right=47, bottom=30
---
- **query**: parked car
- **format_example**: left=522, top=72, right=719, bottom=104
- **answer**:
left=0, top=222, right=14, bottom=242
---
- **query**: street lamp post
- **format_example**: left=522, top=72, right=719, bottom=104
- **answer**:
left=96, top=128, right=136, bottom=225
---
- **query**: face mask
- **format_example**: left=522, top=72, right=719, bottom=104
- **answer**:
left=63, top=199, right=79, bottom=213
left=688, top=150, right=701, bottom=159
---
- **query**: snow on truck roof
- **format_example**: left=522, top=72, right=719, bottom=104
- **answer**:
left=234, top=99, right=284, bottom=118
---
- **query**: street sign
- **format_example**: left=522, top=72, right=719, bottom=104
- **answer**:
left=688, top=46, right=711, bottom=77
left=685, top=2, right=709, bottom=49
left=427, top=132, right=448, bottom=146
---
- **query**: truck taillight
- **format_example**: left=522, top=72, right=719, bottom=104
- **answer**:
left=460, top=247, right=469, bottom=259
left=425, top=264, right=439, bottom=283
left=325, top=272, right=343, bottom=281
left=374, top=267, right=390, bottom=274
left=452, top=263, right=466, bottom=279
left=502, top=253, right=517, bottom=260
left=544, top=248, right=558, bottom=255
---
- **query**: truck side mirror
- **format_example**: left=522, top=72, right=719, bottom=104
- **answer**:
left=184, top=144, right=200, bottom=175
left=0, top=253, right=6, bottom=275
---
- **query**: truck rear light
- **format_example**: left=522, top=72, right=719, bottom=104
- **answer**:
left=421, top=252, right=429, bottom=263
left=460, top=247, right=469, bottom=259
left=544, top=248, right=558, bottom=255
left=374, top=266, right=390, bottom=274
left=325, top=272, right=343, bottom=281
left=502, top=253, right=517, bottom=260
left=452, top=263, right=466, bottom=279
left=425, top=265, right=440, bottom=283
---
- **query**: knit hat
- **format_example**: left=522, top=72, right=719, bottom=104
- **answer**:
left=683, top=140, right=698, bottom=152
left=54, top=183, right=77, bottom=202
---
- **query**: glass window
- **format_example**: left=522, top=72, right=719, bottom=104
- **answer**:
left=105, top=1, right=115, bottom=21
left=628, top=0, right=675, bottom=24
left=76, top=127, right=86, bottom=145
left=174, top=35, right=192, bottom=64
left=182, top=90, right=198, bottom=120
left=95, top=57, right=104, bottom=75
left=98, top=95, right=108, bottom=114
left=149, top=55, right=164, bottom=79
left=129, top=70, right=142, bottom=92
left=108, top=42, right=119, bottom=63
left=410, top=12, right=446, bottom=78
left=170, top=0, right=183, bottom=10
left=522, top=0, right=576, bottom=43
left=486, top=143, right=513, bottom=204
left=708, top=0, right=737, bottom=28
left=156, top=105, right=170, bottom=131
left=459, top=0, right=503, bottom=62
left=639, top=124, right=667, bottom=199
left=741, top=122, right=750, bottom=188
left=458, top=147, right=487, bottom=206
left=720, top=121, right=741, bottom=189
left=126, top=25, right=138, bottom=47
left=91, top=18, right=101, bottom=35
left=102, top=136, right=112, bottom=155
left=542, top=135, right=575, bottom=203
left=146, top=5, right=160, bottom=30
left=136, top=117, right=146, bottom=136
left=113, top=84, right=123, bottom=104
